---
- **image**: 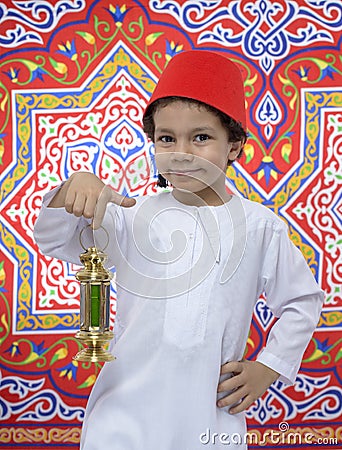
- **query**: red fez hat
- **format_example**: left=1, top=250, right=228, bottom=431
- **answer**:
left=143, top=50, right=246, bottom=130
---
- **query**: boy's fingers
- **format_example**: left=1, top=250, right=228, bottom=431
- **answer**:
left=217, top=373, right=242, bottom=393
left=64, top=188, right=76, bottom=214
left=217, top=385, right=248, bottom=408
left=109, top=188, right=136, bottom=208
left=72, top=192, right=86, bottom=217
left=83, top=194, right=98, bottom=219
left=228, top=395, right=252, bottom=414
left=92, top=200, right=107, bottom=230
left=92, top=188, right=136, bottom=229
left=220, top=360, right=243, bottom=375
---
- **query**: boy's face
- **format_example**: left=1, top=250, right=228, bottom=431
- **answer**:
left=153, top=101, right=241, bottom=205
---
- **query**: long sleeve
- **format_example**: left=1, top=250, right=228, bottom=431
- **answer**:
left=256, top=222, right=325, bottom=385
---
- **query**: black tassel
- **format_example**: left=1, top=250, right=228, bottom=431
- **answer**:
left=157, top=174, right=169, bottom=188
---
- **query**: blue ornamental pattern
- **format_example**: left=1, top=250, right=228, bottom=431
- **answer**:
left=0, top=0, right=86, bottom=47
left=150, top=0, right=342, bottom=73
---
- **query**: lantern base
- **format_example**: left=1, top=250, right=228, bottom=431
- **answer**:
left=74, top=330, right=115, bottom=363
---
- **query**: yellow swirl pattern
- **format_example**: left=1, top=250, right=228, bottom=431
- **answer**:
left=0, top=427, right=81, bottom=443
left=318, top=311, right=342, bottom=327
left=1, top=223, right=79, bottom=330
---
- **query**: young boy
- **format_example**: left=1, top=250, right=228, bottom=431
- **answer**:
left=34, top=51, right=324, bottom=449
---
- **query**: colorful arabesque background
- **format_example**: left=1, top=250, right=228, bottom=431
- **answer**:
left=0, top=1, right=341, bottom=448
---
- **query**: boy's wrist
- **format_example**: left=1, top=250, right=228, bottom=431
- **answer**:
left=255, top=361, right=280, bottom=383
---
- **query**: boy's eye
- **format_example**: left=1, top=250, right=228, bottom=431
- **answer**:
left=158, top=135, right=174, bottom=143
left=194, top=134, right=210, bottom=142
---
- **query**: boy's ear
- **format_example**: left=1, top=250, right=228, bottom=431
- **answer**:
left=227, top=141, right=243, bottom=161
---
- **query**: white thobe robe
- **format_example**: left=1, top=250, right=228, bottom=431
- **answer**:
left=34, top=191, right=324, bottom=450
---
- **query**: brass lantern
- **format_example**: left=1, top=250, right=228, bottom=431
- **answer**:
left=74, top=227, right=115, bottom=362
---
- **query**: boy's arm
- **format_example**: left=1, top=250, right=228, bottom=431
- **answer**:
left=217, top=221, right=324, bottom=414
left=255, top=222, right=324, bottom=384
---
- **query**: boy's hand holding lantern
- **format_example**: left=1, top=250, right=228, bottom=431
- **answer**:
left=46, top=172, right=136, bottom=362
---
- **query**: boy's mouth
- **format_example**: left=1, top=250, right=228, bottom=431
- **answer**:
left=167, top=168, right=203, bottom=176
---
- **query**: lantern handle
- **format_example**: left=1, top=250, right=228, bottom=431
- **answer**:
left=79, top=224, right=110, bottom=252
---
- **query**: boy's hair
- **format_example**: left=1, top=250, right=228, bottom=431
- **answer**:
left=142, top=96, right=248, bottom=187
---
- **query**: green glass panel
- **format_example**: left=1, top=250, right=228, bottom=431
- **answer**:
left=90, top=284, right=101, bottom=327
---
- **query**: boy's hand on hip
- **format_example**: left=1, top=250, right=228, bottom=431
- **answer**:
left=48, top=172, right=136, bottom=228
left=217, top=360, right=279, bottom=414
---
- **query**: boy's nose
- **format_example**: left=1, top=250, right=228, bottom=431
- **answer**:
left=171, top=151, right=194, bottom=162
left=171, top=142, right=194, bottom=161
